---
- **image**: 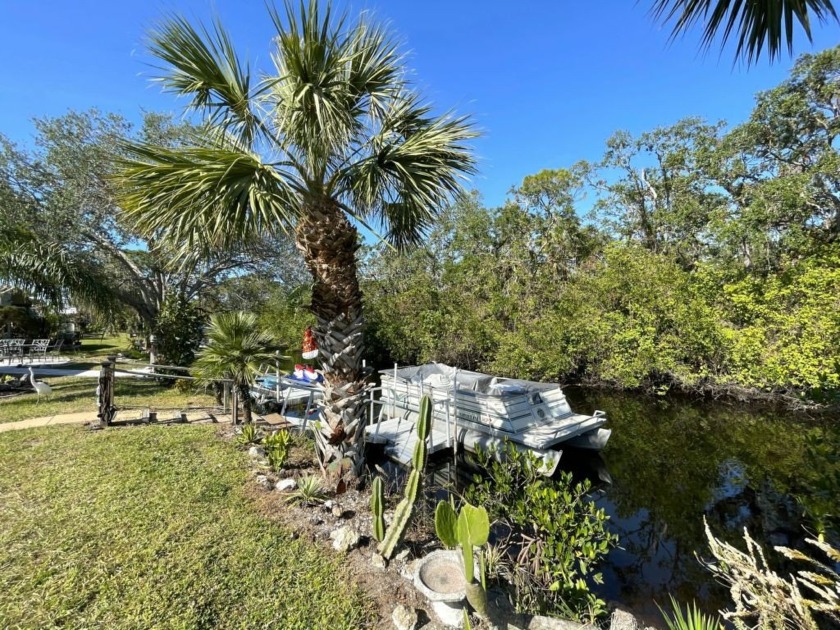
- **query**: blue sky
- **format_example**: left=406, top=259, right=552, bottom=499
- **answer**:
left=1, top=1, right=838, bottom=207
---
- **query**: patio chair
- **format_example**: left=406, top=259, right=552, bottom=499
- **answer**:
left=30, top=339, right=51, bottom=363
left=47, top=338, right=64, bottom=360
left=8, top=339, right=25, bottom=364
left=0, top=340, right=11, bottom=365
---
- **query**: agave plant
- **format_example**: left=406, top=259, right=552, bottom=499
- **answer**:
left=285, top=475, right=327, bottom=506
left=658, top=596, right=723, bottom=630
left=114, top=1, right=475, bottom=478
left=236, top=422, right=261, bottom=445
left=263, top=430, right=291, bottom=471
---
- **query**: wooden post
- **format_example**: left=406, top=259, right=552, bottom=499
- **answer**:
left=232, top=386, right=239, bottom=425
left=97, top=358, right=115, bottom=427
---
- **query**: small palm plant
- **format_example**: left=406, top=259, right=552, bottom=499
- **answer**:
left=194, top=311, right=276, bottom=424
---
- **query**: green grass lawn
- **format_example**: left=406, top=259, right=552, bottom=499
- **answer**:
left=0, top=376, right=216, bottom=424
left=1, top=334, right=216, bottom=423
left=0, top=425, right=373, bottom=629
left=53, top=334, right=136, bottom=370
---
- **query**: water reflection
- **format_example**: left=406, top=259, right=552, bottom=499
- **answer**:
left=562, top=387, right=840, bottom=625
left=387, top=388, right=839, bottom=626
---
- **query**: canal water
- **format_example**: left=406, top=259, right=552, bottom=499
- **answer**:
left=561, top=387, right=840, bottom=625
left=413, top=387, right=839, bottom=626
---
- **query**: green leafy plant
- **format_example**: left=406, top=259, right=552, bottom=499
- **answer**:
left=263, top=430, right=291, bottom=471
left=658, top=596, right=723, bottom=630
left=465, top=441, right=617, bottom=622
left=377, top=395, right=432, bottom=559
left=153, top=294, right=205, bottom=367
left=285, top=475, right=327, bottom=506
left=434, top=500, right=490, bottom=616
left=236, top=422, right=260, bottom=446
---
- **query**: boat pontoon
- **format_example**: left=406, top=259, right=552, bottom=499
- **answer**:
left=365, top=363, right=610, bottom=475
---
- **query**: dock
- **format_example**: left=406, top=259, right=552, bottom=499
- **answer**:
left=365, top=416, right=453, bottom=465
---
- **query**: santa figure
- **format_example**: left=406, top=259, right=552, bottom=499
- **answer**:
left=302, top=326, right=319, bottom=360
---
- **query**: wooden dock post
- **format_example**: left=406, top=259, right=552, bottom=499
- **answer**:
left=232, top=387, right=239, bottom=425
left=97, top=357, right=116, bottom=427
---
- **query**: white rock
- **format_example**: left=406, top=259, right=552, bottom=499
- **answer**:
left=392, top=604, right=418, bottom=630
left=371, top=553, right=387, bottom=570
left=248, top=446, right=266, bottom=458
left=275, top=479, right=297, bottom=492
left=330, top=526, right=361, bottom=552
left=394, top=548, right=410, bottom=562
left=324, top=500, right=335, bottom=510
left=528, top=615, right=598, bottom=629
left=609, top=609, right=639, bottom=630
left=255, top=475, right=272, bottom=489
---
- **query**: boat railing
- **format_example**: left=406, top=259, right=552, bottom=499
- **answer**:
left=366, top=383, right=458, bottom=452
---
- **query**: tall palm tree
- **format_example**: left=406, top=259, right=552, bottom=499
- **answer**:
left=115, top=1, right=475, bottom=476
left=651, top=0, right=838, bottom=64
left=194, top=311, right=277, bottom=424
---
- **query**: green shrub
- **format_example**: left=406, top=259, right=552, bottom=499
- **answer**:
left=263, top=430, right=291, bottom=471
left=465, top=442, right=617, bottom=623
left=153, top=295, right=205, bottom=367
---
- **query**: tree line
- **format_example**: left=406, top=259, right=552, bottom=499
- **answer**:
left=363, top=46, right=840, bottom=406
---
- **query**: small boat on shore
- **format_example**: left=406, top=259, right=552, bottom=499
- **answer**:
left=365, top=363, right=609, bottom=475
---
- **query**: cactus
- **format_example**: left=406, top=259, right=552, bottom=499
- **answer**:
left=377, top=394, right=432, bottom=559
left=371, top=476, right=385, bottom=542
left=435, top=500, right=458, bottom=548
left=433, top=500, right=491, bottom=617
left=457, top=503, right=489, bottom=583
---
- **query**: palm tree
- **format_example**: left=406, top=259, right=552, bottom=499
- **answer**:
left=194, top=311, right=277, bottom=424
left=115, top=1, right=475, bottom=477
left=651, top=0, right=838, bottom=64
left=0, top=227, right=118, bottom=316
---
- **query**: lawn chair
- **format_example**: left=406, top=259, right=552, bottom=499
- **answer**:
left=8, top=339, right=25, bottom=364
left=47, top=338, right=64, bottom=361
left=29, top=339, right=51, bottom=363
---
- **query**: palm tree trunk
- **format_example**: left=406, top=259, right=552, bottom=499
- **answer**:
left=295, top=201, right=368, bottom=481
left=238, top=382, right=253, bottom=424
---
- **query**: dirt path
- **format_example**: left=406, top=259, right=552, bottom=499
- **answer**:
left=0, top=411, right=96, bottom=432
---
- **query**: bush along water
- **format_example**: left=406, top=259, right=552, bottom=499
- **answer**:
left=377, top=394, right=432, bottom=559
left=465, top=441, right=617, bottom=623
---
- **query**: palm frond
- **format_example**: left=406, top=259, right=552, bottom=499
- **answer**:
left=268, top=1, right=359, bottom=164
left=651, top=0, right=839, bottom=64
left=343, top=98, right=477, bottom=248
left=193, top=311, right=277, bottom=384
left=148, top=15, right=260, bottom=144
left=114, top=136, right=301, bottom=257
left=0, top=237, right=118, bottom=314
